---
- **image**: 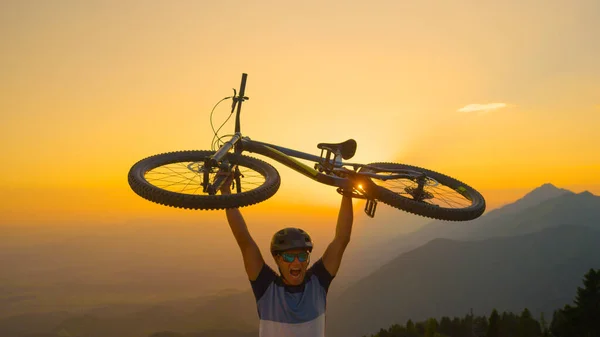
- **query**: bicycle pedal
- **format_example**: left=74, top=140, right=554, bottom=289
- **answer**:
left=364, top=199, right=377, bottom=218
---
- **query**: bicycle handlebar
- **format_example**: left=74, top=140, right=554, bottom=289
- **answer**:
left=234, top=73, right=248, bottom=135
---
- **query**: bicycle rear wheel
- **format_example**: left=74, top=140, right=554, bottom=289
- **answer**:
left=128, top=150, right=280, bottom=210
left=360, top=163, right=485, bottom=221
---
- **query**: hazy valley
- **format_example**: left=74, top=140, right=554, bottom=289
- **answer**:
left=1, top=184, right=599, bottom=337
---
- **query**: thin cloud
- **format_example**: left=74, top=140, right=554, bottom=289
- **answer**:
left=457, top=103, right=508, bottom=114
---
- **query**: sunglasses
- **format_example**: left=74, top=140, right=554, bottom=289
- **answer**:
left=280, top=251, right=310, bottom=263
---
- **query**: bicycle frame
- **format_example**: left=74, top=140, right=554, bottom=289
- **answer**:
left=243, top=138, right=351, bottom=187
left=207, top=134, right=356, bottom=193
left=205, top=73, right=424, bottom=216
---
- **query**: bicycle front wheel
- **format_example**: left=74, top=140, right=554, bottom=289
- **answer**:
left=128, top=150, right=280, bottom=210
left=360, top=163, right=485, bottom=221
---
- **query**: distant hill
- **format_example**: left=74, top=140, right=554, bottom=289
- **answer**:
left=326, top=225, right=600, bottom=337
left=491, top=182, right=573, bottom=215
left=338, top=184, right=599, bottom=281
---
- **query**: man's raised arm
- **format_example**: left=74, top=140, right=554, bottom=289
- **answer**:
left=222, top=179, right=265, bottom=281
left=322, top=194, right=354, bottom=277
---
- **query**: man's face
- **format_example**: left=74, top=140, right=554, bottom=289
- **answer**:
left=275, top=248, right=310, bottom=286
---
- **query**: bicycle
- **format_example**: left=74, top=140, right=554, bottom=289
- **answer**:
left=128, top=74, right=485, bottom=221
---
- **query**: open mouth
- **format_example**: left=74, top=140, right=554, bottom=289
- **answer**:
left=290, top=269, right=301, bottom=278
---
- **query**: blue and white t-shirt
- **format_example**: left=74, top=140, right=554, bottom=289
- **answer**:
left=250, top=258, right=334, bottom=337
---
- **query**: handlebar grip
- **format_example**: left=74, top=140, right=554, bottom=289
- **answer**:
left=238, top=73, right=248, bottom=97
left=234, top=73, right=247, bottom=135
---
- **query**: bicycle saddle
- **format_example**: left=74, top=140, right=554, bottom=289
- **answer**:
left=317, top=139, right=357, bottom=160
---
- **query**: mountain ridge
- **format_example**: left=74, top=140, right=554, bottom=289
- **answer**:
left=327, top=224, right=600, bottom=337
left=338, top=183, right=600, bottom=282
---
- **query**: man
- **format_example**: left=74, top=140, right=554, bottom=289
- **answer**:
left=221, top=178, right=354, bottom=337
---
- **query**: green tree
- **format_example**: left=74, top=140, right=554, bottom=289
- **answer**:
left=406, top=319, right=417, bottom=337
left=486, top=309, right=500, bottom=337
left=424, top=318, right=438, bottom=337
left=460, top=315, right=473, bottom=337
left=499, top=311, right=518, bottom=337
left=574, top=268, right=600, bottom=337
left=389, top=323, right=406, bottom=336
left=450, top=317, right=462, bottom=337
left=473, top=315, right=488, bottom=337
left=376, top=327, right=390, bottom=337
left=550, top=305, right=577, bottom=337
left=549, top=268, right=600, bottom=337
left=438, top=316, right=452, bottom=336
left=415, top=321, right=426, bottom=336
left=517, top=308, right=541, bottom=337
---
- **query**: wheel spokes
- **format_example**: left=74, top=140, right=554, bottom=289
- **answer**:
left=371, top=172, right=473, bottom=209
left=144, top=161, right=266, bottom=195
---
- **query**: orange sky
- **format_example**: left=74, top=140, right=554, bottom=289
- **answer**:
left=1, top=1, right=599, bottom=232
